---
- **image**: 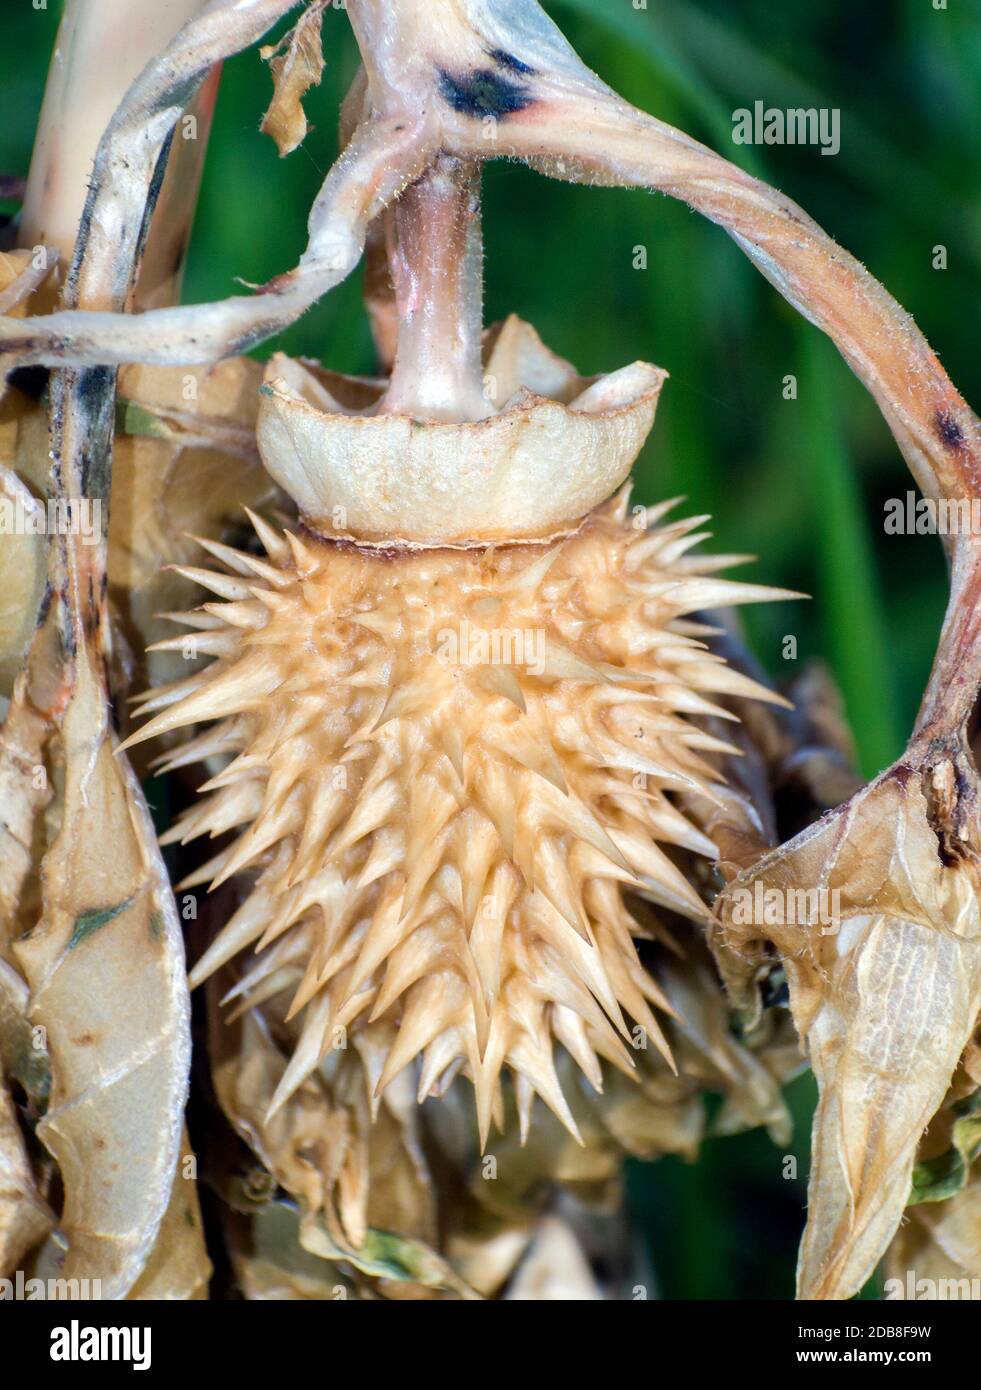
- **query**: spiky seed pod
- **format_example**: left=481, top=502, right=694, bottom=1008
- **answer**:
left=124, top=490, right=789, bottom=1145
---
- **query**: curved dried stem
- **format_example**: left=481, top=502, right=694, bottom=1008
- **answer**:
left=1, top=112, right=433, bottom=371
left=62, top=0, right=302, bottom=315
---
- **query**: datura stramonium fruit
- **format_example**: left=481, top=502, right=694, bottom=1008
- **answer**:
left=123, top=318, right=789, bottom=1144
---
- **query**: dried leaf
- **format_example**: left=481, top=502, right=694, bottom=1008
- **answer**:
left=208, top=979, right=437, bottom=1269
left=210, top=991, right=352, bottom=1219
left=298, top=1210, right=473, bottom=1296
left=444, top=1219, right=535, bottom=1299
left=0, top=684, right=52, bottom=955
left=12, top=655, right=192, bottom=1298
left=660, top=951, right=799, bottom=1147
left=0, top=1076, right=52, bottom=1276
left=260, top=2, right=327, bottom=157
left=128, top=1129, right=211, bottom=1300
left=685, top=634, right=862, bottom=1025
left=718, top=771, right=981, bottom=1300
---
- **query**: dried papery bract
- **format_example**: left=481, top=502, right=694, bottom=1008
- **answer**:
left=0, top=1042, right=52, bottom=1273
left=718, top=775, right=981, bottom=1298
left=257, top=318, right=667, bottom=542
left=205, top=976, right=468, bottom=1293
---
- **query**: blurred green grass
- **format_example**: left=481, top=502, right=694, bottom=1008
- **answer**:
left=3, top=0, right=978, bottom=1299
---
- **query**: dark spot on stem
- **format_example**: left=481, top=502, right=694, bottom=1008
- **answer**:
left=72, top=365, right=117, bottom=498
left=135, top=125, right=176, bottom=267
left=75, top=365, right=115, bottom=414
left=237, top=321, right=282, bottom=353
left=437, top=67, right=534, bottom=120
left=936, top=408, right=965, bottom=450
left=38, top=581, right=53, bottom=625
left=487, top=48, right=536, bottom=76
left=61, top=596, right=77, bottom=661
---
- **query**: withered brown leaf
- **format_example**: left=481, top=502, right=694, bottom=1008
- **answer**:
left=12, top=655, right=193, bottom=1298
left=718, top=770, right=981, bottom=1300
left=259, top=2, right=327, bottom=158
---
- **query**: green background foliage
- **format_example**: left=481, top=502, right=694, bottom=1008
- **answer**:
left=3, top=0, right=980, bottom=1298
